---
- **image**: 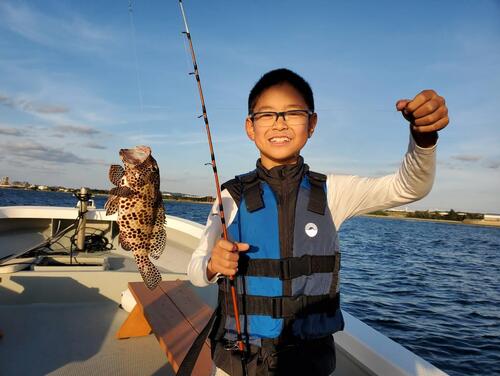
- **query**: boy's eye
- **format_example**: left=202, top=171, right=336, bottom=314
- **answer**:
left=254, top=112, right=275, bottom=121
left=286, top=110, right=306, bottom=119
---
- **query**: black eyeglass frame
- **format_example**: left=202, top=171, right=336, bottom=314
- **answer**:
left=249, top=109, right=314, bottom=125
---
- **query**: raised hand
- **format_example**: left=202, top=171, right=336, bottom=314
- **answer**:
left=396, top=90, right=449, bottom=147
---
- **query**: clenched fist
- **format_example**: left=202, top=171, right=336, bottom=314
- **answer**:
left=396, top=90, right=449, bottom=148
left=207, top=239, right=249, bottom=279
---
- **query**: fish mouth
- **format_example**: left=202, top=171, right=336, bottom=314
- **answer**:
left=119, top=145, right=151, bottom=165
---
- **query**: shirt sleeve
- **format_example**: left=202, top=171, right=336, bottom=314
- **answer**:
left=187, top=189, right=238, bottom=287
left=326, top=134, right=437, bottom=230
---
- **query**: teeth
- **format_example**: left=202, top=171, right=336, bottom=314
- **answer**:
left=270, top=137, right=290, bottom=143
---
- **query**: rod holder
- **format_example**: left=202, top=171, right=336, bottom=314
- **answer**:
left=76, top=187, right=89, bottom=252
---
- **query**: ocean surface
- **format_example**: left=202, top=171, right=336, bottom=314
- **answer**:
left=1, top=188, right=499, bottom=376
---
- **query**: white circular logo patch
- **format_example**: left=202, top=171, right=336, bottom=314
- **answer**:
left=305, top=223, right=318, bottom=238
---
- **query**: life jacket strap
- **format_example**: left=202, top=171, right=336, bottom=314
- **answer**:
left=238, top=170, right=264, bottom=212
left=228, top=169, right=327, bottom=215
left=239, top=254, right=339, bottom=280
left=222, top=292, right=340, bottom=319
left=307, top=171, right=327, bottom=215
left=330, top=252, right=341, bottom=295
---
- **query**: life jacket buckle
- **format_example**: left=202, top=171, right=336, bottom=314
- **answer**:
left=223, top=339, right=240, bottom=351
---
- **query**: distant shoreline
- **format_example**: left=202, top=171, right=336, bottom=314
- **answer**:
left=362, top=213, right=500, bottom=228
left=2, top=187, right=498, bottom=222
left=0, top=187, right=214, bottom=206
left=163, top=198, right=213, bottom=205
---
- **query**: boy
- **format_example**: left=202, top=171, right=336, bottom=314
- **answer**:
left=188, top=68, right=449, bottom=376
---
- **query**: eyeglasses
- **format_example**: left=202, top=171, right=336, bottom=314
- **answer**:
left=249, top=109, right=313, bottom=127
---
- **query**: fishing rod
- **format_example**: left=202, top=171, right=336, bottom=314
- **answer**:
left=178, top=0, right=248, bottom=373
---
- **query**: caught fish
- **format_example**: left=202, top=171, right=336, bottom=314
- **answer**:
left=105, top=146, right=166, bottom=290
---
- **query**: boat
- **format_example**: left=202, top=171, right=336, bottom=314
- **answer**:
left=0, top=202, right=448, bottom=375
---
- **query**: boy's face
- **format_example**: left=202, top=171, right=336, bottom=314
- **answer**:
left=245, top=83, right=317, bottom=169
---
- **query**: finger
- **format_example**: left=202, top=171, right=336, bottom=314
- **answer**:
left=396, top=99, right=411, bottom=111
left=218, top=239, right=237, bottom=250
left=413, top=108, right=447, bottom=127
left=211, top=257, right=238, bottom=273
left=406, top=90, right=437, bottom=113
left=235, top=242, right=250, bottom=252
left=219, top=266, right=238, bottom=276
left=413, top=106, right=448, bottom=126
left=221, top=260, right=239, bottom=269
left=223, top=251, right=239, bottom=262
left=212, top=250, right=238, bottom=262
left=411, top=116, right=449, bottom=133
left=412, top=99, right=441, bottom=118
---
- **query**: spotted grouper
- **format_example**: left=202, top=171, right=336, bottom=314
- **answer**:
left=105, top=146, right=166, bottom=290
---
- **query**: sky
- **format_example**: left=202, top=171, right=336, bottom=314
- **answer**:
left=0, top=0, right=499, bottom=213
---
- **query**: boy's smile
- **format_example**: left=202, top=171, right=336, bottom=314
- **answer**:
left=246, top=83, right=317, bottom=169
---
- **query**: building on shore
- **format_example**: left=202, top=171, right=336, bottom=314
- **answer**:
left=484, top=214, right=500, bottom=222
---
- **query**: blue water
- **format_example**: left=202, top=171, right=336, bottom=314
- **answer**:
left=1, top=188, right=499, bottom=376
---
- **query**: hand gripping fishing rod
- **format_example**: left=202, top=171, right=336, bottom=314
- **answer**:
left=178, top=1, right=248, bottom=374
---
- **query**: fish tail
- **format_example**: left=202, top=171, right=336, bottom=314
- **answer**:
left=133, top=253, right=162, bottom=290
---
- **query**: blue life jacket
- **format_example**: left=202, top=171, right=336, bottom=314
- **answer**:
left=217, top=168, right=344, bottom=346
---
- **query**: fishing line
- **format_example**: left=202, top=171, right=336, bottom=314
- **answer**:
left=181, top=31, right=194, bottom=76
left=128, top=0, right=144, bottom=112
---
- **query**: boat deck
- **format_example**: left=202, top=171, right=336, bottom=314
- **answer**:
left=0, top=301, right=173, bottom=376
left=0, top=301, right=366, bottom=376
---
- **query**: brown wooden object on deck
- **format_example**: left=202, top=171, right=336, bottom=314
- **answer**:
left=116, top=304, right=152, bottom=338
left=117, top=280, right=214, bottom=376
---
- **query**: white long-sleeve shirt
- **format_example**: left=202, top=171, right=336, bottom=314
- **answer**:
left=188, top=135, right=436, bottom=287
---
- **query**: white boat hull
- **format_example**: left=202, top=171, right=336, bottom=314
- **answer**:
left=0, top=206, right=447, bottom=376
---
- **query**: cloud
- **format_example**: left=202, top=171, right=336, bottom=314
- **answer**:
left=451, top=154, right=482, bottom=162
left=437, top=160, right=461, bottom=170
left=127, top=132, right=247, bottom=146
left=0, top=93, right=69, bottom=114
left=0, top=2, right=114, bottom=53
left=0, top=126, right=23, bottom=136
left=485, top=160, right=500, bottom=169
left=0, top=140, right=103, bottom=165
left=83, top=141, right=107, bottom=150
left=53, top=124, right=100, bottom=136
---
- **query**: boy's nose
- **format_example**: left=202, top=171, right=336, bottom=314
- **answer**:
left=272, top=116, right=289, bottom=130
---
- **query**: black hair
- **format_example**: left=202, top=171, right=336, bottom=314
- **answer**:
left=248, top=68, right=314, bottom=114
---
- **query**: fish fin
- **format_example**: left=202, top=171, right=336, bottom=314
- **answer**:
left=104, top=196, right=119, bottom=215
left=149, top=227, right=167, bottom=260
left=109, top=165, right=125, bottom=186
left=119, top=232, right=132, bottom=251
left=110, top=186, right=134, bottom=197
left=133, top=253, right=162, bottom=290
left=149, top=207, right=166, bottom=260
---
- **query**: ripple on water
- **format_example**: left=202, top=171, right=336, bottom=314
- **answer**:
left=340, top=216, right=500, bottom=376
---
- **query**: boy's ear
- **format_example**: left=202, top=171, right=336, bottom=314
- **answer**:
left=245, top=117, right=255, bottom=141
left=308, top=112, right=318, bottom=138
